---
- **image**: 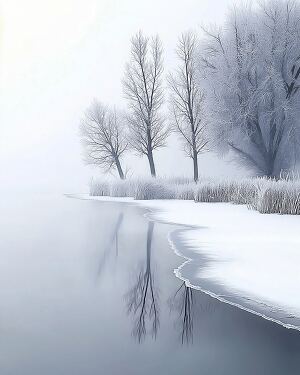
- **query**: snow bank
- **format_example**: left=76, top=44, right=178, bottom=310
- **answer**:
left=71, top=194, right=300, bottom=330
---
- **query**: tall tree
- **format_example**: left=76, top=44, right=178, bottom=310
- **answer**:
left=123, top=31, right=170, bottom=177
left=80, top=101, right=128, bottom=179
left=169, top=32, right=208, bottom=182
left=200, top=0, right=300, bottom=177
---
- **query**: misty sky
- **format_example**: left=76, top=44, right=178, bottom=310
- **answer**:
left=0, top=0, right=244, bottom=193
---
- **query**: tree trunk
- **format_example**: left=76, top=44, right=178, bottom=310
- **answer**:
left=264, top=151, right=276, bottom=178
left=192, top=149, right=199, bottom=182
left=115, top=156, right=125, bottom=179
left=147, top=149, right=156, bottom=177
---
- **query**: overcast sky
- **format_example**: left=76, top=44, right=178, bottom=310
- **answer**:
left=0, top=0, right=244, bottom=193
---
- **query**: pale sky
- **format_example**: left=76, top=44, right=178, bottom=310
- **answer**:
left=0, top=0, right=242, bottom=193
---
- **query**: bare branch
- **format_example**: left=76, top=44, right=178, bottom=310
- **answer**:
left=169, top=31, right=209, bottom=181
left=123, top=31, right=170, bottom=177
left=80, top=100, right=128, bottom=179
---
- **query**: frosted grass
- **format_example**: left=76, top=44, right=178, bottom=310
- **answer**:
left=90, top=176, right=300, bottom=215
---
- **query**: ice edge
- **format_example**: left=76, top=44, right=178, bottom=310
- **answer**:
left=69, top=193, right=300, bottom=332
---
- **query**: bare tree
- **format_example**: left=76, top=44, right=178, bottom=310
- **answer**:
left=80, top=101, right=128, bottom=179
left=123, top=31, right=170, bottom=177
left=169, top=32, right=208, bottom=182
left=200, top=0, right=300, bottom=177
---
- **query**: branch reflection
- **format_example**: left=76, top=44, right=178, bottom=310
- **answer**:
left=169, top=282, right=194, bottom=345
left=97, top=212, right=124, bottom=278
left=125, top=221, right=160, bottom=343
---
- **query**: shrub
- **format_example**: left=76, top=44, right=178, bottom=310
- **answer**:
left=134, top=179, right=176, bottom=200
left=252, top=180, right=300, bottom=215
left=109, top=179, right=134, bottom=197
left=89, top=179, right=110, bottom=196
left=174, top=183, right=195, bottom=200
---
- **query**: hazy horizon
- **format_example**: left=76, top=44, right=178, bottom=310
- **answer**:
left=0, top=0, right=247, bottom=193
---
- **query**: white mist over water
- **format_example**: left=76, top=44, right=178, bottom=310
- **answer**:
left=0, top=0, right=242, bottom=193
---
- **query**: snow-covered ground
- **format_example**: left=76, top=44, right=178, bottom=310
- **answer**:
left=71, top=194, right=300, bottom=330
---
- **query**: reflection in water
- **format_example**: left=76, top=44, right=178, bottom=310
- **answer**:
left=3, top=197, right=300, bottom=374
left=125, top=221, right=160, bottom=343
left=97, top=212, right=124, bottom=277
left=169, top=282, right=194, bottom=345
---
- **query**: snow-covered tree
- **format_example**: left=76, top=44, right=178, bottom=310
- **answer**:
left=169, top=32, right=208, bottom=182
left=123, top=31, right=170, bottom=177
left=80, top=101, right=128, bottom=179
left=200, top=0, right=300, bottom=177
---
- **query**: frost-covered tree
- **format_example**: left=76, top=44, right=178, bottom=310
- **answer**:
left=169, top=32, right=208, bottom=182
left=123, top=31, right=170, bottom=177
left=80, top=101, right=128, bottom=179
left=200, top=0, right=300, bottom=177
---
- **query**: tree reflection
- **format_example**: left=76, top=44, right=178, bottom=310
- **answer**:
left=97, top=212, right=124, bottom=278
left=125, top=221, right=159, bottom=343
left=169, top=282, right=194, bottom=344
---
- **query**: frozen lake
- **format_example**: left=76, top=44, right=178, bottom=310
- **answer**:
left=0, top=194, right=300, bottom=374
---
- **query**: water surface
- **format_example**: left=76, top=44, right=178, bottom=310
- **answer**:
left=0, top=194, right=300, bottom=374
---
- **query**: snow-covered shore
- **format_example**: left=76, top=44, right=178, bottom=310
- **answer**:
left=70, top=193, right=300, bottom=330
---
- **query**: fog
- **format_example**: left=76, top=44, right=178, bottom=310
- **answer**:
left=0, top=0, right=242, bottom=193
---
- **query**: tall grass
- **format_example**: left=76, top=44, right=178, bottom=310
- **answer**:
left=90, top=177, right=196, bottom=200
left=252, top=180, right=300, bottom=215
left=90, top=176, right=300, bottom=215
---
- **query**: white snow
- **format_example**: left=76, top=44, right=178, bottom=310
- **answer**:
left=71, top=193, right=300, bottom=328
